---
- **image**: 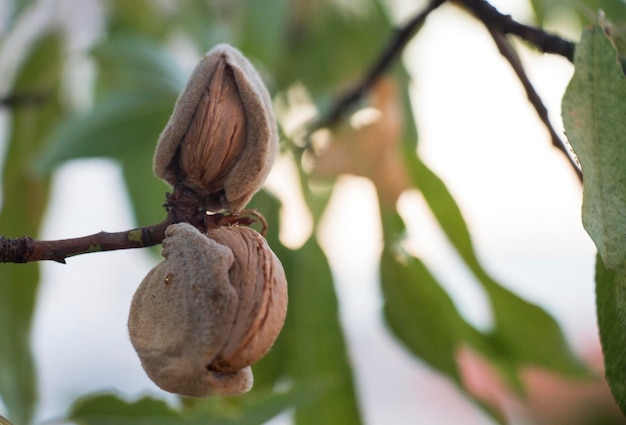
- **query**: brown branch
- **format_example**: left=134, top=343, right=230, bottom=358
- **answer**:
left=313, top=0, right=581, bottom=135
left=0, top=215, right=175, bottom=264
left=314, top=0, right=447, bottom=130
left=457, top=0, right=576, bottom=62
left=0, top=92, right=50, bottom=108
left=487, top=29, right=583, bottom=182
left=0, top=186, right=267, bottom=264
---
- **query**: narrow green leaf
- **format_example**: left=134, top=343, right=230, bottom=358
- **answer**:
left=378, top=213, right=507, bottom=424
left=91, top=36, right=186, bottom=96
left=35, top=35, right=184, bottom=174
left=380, top=246, right=465, bottom=381
left=595, top=254, right=626, bottom=414
left=280, top=239, right=362, bottom=425
left=407, top=154, right=587, bottom=379
left=0, top=33, right=64, bottom=425
left=562, top=25, right=626, bottom=269
left=35, top=92, right=175, bottom=173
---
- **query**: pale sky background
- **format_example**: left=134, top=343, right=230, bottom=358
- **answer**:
left=0, top=0, right=601, bottom=424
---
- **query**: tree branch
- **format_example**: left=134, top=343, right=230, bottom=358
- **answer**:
left=0, top=215, right=175, bottom=264
left=313, top=0, right=447, bottom=129
left=0, top=92, right=50, bottom=108
left=0, top=190, right=267, bottom=264
left=486, top=29, right=583, bottom=182
left=458, top=0, right=575, bottom=62
left=313, top=0, right=582, bottom=135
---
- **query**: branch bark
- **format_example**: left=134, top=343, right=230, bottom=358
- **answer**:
left=0, top=215, right=175, bottom=264
left=486, top=29, right=583, bottom=182
left=314, top=0, right=447, bottom=129
left=315, top=0, right=580, bottom=132
left=458, top=0, right=575, bottom=61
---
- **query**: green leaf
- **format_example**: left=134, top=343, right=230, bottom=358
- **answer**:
left=562, top=25, right=626, bottom=269
left=406, top=154, right=587, bottom=379
left=379, top=213, right=506, bottom=424
left=596, top=254, right=626, bottom=414
left=70, top=395, right=180, bottom=425
left=380, top=245, right=465, bottom=381
left=35, top=35, right=185, bottom=174
left=91, top=36, right=186, bottom=95
left=0, top=33, right=64, bottom=425
left=280, top=238, right=362, bottom=425
left=35, top=91, right=175, bottom=173
left=106, top=1, right=178, bottom=42
left=236, top=0, right=289, bottom=67
left=272, top=0, right=391, bottom=91
left=121, top=149, right=171, bottom=227
left=70, top=388, right=311, bottom=425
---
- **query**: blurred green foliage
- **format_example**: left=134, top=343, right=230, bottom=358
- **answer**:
left=0, top=0, right=624, bottom=424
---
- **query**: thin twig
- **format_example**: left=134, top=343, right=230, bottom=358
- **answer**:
left=313, top=0, right=447, bottom=130
left=0, top=92, right=50, bottom=108
left=487, top=29, right=583, bottom=182
left=458, top=0, right=576, bottom=62
left=0, top=215, right=175, bottom=264
left=313, top=0, right=580, bottom=134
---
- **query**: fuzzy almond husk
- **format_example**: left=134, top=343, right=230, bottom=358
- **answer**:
left=128, top=223, right=287, bottom=397
left=153, top=44, right=278, bottom=212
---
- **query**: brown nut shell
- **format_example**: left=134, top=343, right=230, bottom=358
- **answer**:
left=128, top=222, right=287, bottom=397
left=153, top=44, right=278, bottom=212
left=206, top=226, right=288, bottom=373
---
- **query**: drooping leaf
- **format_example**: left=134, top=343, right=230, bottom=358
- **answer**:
left=379, top=211, right=510, bottom=424
left=596, top=254, right=626, bottom=414
left=35, top=92, right=175, bottom=173
left=0, top=33, right=64, bottom=425
left=35, top=35, right=184, bottom=175
left=280, top=238, right=362, bottom=425
left=91, top=36, right=186, bottom=96
left=380, top=244, right=466, bottom=381
left=406, top=154, right=587, bottom=381
left=563, top=25, right=626, bottom=269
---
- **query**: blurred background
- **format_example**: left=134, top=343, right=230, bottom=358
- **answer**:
left=0, top=0, right=624, bottom=424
